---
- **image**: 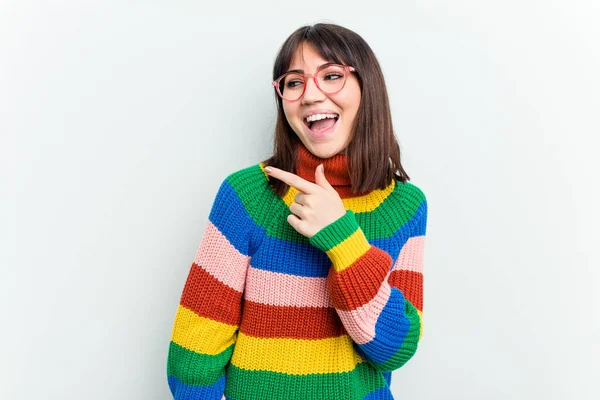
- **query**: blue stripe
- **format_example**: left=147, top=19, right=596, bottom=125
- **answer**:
left=362, top=385, right=394, bottom=399
left=168, top=374, right=226, bottom=400
left=250, top=234, right=401, bottom=277
left=382, top=371, right=392, bottom=386
left=209, top=180, right=427, bottom=275
left=250, top=201, right=426, bottom=277
left=209, top=179, right=257, bottom=257
left=411, top=200, right=427, bottom=236
left=354, top=286, right=416, bottom=366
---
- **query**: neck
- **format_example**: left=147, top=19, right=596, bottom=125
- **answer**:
left=294, top=141, right=368, bottom=198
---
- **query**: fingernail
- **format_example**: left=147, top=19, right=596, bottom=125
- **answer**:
left=264, top=166, right=272, bottom=174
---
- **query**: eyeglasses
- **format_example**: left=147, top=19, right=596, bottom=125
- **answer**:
left=272, top=63, right=356, bottom=102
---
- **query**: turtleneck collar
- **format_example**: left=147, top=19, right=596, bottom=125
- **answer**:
left=295, top=140, right=369, bottom=198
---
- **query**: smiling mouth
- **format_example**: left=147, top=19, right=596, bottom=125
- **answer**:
left=303, top=115, right=340, bottom=134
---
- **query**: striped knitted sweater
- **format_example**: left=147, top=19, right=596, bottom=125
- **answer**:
left=167, top=141, right=428, bottom=400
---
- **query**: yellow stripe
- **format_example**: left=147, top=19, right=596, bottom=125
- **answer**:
left=283, top=183, right=396, bottom=213
left=327, top=229, right=372, bottom=273
left=171, top=305, right=238, bottom=355
left=259, top=162, right=268, bottom=176
left=230, top=331, right=366, bottom=375
left=342, top=179, right=395, bottom=213
left=262, top=162, right=396, bottom=214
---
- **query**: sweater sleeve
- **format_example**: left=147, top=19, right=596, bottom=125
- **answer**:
left=167, top=176, right=255, bottom=399
left=308, top=191, right=427, bottom=373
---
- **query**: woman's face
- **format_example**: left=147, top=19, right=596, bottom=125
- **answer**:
left=282, top=42, right=361, bottom=159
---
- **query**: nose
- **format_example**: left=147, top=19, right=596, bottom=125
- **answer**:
left=301, top=75, right=326, bottom=104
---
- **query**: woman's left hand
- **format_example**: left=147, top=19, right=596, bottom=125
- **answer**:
left=264, top=164, right=347, bottom=239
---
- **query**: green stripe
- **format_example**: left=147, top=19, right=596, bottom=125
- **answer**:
left=225, top=361, right=387, bottom=400
left=309, top=209, right=360, bottom=252
left=226, top=165, right=426, bottom=242
left=167, top=341, right=232, bottom=386
left=373, top=181, right=426, bottom=238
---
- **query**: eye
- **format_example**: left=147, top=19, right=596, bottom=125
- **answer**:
left=286, top=79, right=304, bottom=88
left=324, top=73, right=343, bottom=81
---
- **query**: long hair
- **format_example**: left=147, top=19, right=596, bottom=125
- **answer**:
left=262, top=23, right=410, bottom=198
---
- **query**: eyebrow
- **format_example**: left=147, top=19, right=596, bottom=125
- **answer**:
left=285, top=62, right=337, bottom=74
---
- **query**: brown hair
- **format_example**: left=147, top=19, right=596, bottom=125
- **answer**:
left=262, top=23, right=410, bottom=198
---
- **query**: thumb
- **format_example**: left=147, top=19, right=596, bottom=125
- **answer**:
left=315, top=163, right=333, bottom=190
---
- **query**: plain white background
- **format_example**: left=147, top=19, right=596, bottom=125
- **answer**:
left=2, top=1, right=599, bottom=399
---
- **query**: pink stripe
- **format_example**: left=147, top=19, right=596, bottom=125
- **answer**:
left=393, top=236, right=425, bottom=273
left=193, top=221, right=250, bottom=293
left=244, top=267, right=332, bottom=307
left=335, top=271, right=392, bottom=344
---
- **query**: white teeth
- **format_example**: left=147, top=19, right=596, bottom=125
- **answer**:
left=305, top=113, right=339, bottom=123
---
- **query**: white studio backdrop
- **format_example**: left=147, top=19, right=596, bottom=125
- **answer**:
left=2, top=1, right=599, bottom=399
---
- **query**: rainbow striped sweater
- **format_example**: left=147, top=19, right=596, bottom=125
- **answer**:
left=167, top=142, right=428, bottom=400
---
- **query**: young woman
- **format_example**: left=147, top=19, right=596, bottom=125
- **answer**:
left=167, top=23, right=428, bottom=400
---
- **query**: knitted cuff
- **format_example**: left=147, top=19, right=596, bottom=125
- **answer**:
left=309, top=210, right=372, bottom=272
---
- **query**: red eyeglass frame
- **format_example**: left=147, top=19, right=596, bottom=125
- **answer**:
left=272, top=64, right=356, bottom=102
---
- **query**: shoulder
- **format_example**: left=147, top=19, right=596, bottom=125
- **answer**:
left=216, top=162, right=270, bottom=208
left=373, top=180, right=427, bottom=237
left=223, top=162, right=267, bottom=192
left=393, top=180, right=427, bottom=209
left=222, top=162, right=267, bottom=189
left=391, top=180, right=428, bottom=229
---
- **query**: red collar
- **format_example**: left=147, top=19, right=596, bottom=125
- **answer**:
left=295, top=141, right=369, bottom=198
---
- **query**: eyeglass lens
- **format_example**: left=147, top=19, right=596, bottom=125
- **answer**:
left=280, top=65, right=348, bottom=101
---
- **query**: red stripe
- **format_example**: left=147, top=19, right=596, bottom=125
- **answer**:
left=240, top=300, right=346, bottom=339
left=239, top=301, right=347, bottom=339
left=327, top=246, right=391, bottom=311
left=180, top=263, right=243, bottom=326
left=389, top=269, right=423, bottom=311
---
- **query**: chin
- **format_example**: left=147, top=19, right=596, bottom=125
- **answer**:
left=305, top=141, right=345, bottom=159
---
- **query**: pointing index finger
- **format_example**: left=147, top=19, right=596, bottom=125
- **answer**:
left=265, top=166, right=318, bottom=194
